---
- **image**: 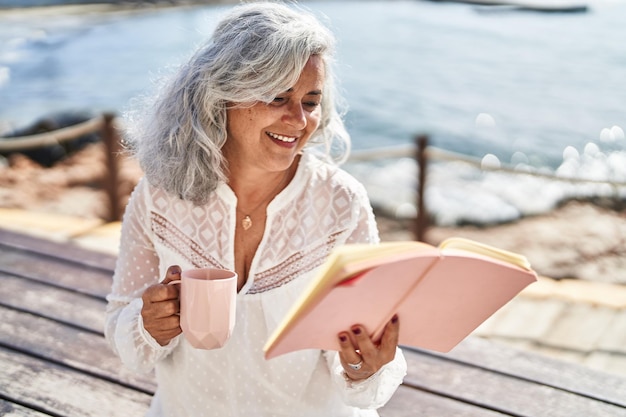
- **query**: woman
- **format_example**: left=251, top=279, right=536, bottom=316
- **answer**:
left=105, top=2, right=407, bottom=416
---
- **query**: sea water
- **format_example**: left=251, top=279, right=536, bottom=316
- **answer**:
left=0, top=0, right=625, bottom=225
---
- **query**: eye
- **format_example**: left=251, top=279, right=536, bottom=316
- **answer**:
left=304, top=101, right=320, bottom=110
left=271, top=96, right=287, bottom=106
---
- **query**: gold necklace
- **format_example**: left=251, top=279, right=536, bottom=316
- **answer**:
left=238, top=169, right=291, bottom=231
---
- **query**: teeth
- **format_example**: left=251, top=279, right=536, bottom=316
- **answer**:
left=267, top=132, right=296, bottom=143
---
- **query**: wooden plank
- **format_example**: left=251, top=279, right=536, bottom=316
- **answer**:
left=0, top=305, right=156, bottom=394
left=0, top=400, right=50, bottom=417
left=428, top=338, right=626, bottom=407
left=0, top=246, right=112, bottom=299
left=2, top=227, right=624, bottom=416
left=0, top=272, right=105, bottom=333
left=0, top=228, right=116, bottom=271
left=380, top=384, right=506, bottom=417
left=0, top=347, right=151, bottom=417
left=401, top=348, right=626, bottom=417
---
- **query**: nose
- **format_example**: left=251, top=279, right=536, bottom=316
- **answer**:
left=282, top=102, right=307, bottom=130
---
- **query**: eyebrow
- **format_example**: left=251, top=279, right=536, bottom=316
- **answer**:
left=284, top=88, right=323, bottom=96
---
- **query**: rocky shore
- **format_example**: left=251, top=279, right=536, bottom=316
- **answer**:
left=378, top=200, right=626, bottom=285
left=1, top=142, right=625, bottom=285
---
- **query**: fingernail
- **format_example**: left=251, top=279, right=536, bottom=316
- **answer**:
left=352, top=327, right=361, bottom=335
left=170, top=266, right=181, bottom=275
left=339, top=335, right=347, bottom=342
left=391, top=314, right=398, bottom=324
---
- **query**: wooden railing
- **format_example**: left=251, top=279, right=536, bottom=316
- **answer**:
left=0, top=113, right=123, bottom=222
left=347, top=136, right=430, bottom=241
left=350, top=134, right=626, bottom=242
left=3, top=115, right=625, bottom=240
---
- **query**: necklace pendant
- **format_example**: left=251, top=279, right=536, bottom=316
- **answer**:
left=242, top=215, right=252, bottom=230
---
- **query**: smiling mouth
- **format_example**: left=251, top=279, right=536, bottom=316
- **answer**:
left=267, top=131, right=297, bottom=143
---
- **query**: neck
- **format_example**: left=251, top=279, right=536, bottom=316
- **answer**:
left=231, top=165, right=295, bottom=215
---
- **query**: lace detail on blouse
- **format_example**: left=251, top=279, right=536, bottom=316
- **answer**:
left=248, top=230, right=345, bottom=294
left=151, top=211, right=226, bottom=270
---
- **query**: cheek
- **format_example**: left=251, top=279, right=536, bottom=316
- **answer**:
left=307, top=110, right=322, bottom=132
left=243, top=109, right=257, bottom=130
left=230, top=109, right=264, bottom=140
left=246, top=107, right=275, bottom=132
left=300, top=115, right=322, bottom=149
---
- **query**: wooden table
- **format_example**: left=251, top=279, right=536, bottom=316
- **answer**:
left=1, top=229, right=625, bottom=416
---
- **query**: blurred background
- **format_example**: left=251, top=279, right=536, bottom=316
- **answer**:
left=1, top=0, right=625, bottom=377
left=1, top=0, right=625, bottom=225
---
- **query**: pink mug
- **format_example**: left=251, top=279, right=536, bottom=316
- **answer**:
left=169, top=268, right=238, bottom=350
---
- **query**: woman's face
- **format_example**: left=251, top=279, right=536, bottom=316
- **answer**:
left=224, top=55, right=325, bottom=175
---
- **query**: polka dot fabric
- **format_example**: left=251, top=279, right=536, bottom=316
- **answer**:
left=105, top=153, right=407, bottom=416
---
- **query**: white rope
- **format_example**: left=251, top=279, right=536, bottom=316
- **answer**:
left=2, top=117, right=624, bottom=188
left=0, top=115, right=104, bottom=152
left=349, top=144, right=626, bottom=187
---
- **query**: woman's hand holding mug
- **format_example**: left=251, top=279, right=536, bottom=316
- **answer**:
left=141, top=265, right=183, bottom=346
left=142, top=265, right=238, bottom=349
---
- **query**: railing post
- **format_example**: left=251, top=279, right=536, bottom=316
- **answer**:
left=102, top=112, right=122, bottom=222
left=414, top=134, right=429, bottom=242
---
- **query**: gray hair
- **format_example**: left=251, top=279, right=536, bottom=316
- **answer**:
left=124, top=1, right=351, bottom=204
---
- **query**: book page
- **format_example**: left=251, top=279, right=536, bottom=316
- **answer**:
left=439, top=237, right=531, bottom=270
left=281, top=241, right=435, bottom=321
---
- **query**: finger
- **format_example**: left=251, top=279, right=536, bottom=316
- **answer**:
left=338, top=331, right=375, bottom=381
left=379, top=314, right=400, bottom=362
left=148, top=298, right=181, bottom=319
left=144, top=316, right=182, bottom=346
left=157, top=298, right=181, bottom=318
left=144, top=265, right=182, bottom=303
left=337, top=332, right=361, bottom=365
left=350, top=325, right=376, bottom=362
left=143, top=283, right=179, bottom=304
left=380, top=314, right=400, bottom=348
left=161, top=265, right=182, bottom=285
left=145, top=313, right=181, bottom=331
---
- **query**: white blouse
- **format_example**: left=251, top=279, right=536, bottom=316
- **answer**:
left=105, top=152, right=407, bottom=417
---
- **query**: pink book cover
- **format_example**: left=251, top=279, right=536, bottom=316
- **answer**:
left=264, top=240, right=537, bottom=360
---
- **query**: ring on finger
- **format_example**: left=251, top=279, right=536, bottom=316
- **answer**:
left=347, top=360, right=363, bottom=371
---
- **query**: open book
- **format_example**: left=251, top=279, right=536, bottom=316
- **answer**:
left=264, top=237, right=537, bottom=359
